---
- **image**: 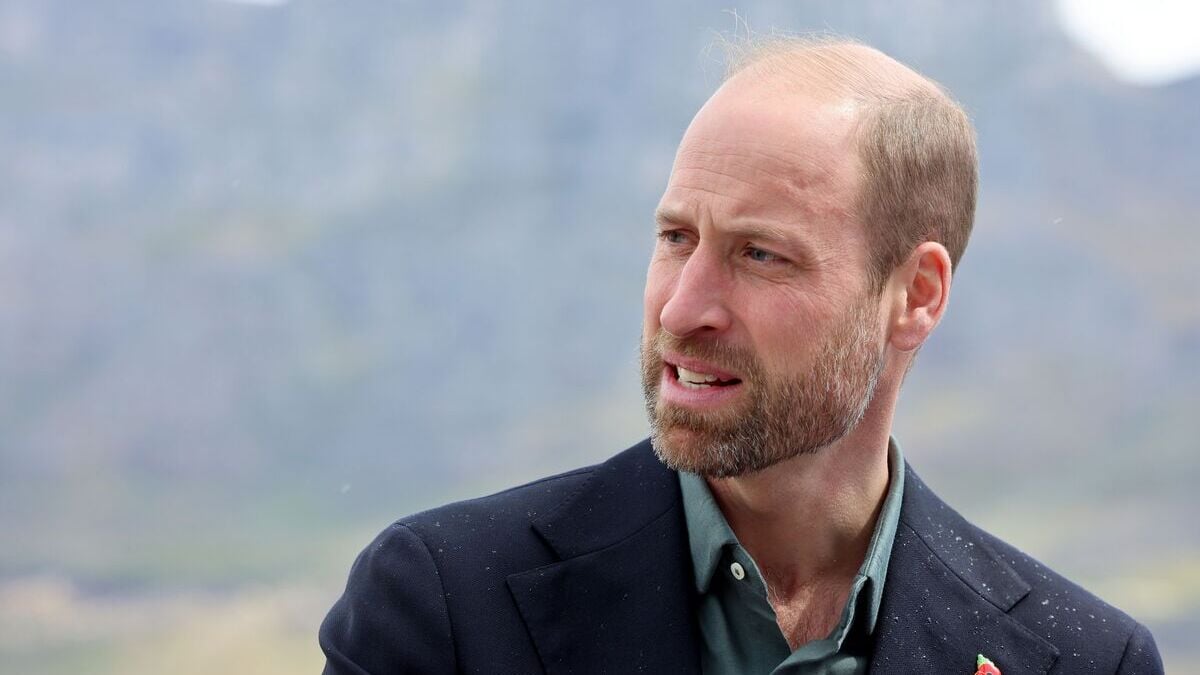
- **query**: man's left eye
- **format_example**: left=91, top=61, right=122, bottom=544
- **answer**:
left=746, top=247, right=780, bottom=263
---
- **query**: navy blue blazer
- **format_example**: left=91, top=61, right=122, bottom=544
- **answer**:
left=320, top=440, right=1163, bottom=674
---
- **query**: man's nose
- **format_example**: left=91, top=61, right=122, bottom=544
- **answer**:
left=658, top=249, right=733, bottom=339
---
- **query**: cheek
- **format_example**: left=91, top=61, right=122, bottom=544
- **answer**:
left=740, top=291, right=830, bottom=366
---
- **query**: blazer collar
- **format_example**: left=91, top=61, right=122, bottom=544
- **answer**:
left=507, top=439, right=702, bottom=674
left=869, top=464, right=1060, bottom=674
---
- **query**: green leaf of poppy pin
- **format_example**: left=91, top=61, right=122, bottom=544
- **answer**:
left=975, top=654, right=1000, bottom=675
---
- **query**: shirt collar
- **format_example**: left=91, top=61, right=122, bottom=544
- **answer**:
left=858, top=436, right=905, bottom=634
left=678, top=463, right=739, bottom=594
left=678, top=437, right=906, bottom=634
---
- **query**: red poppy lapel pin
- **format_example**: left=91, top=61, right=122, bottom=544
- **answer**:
left=975, top=654, right=1000, bottom=675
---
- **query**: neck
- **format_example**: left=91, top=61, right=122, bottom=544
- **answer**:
left=705, top=400, right=895, bottom=599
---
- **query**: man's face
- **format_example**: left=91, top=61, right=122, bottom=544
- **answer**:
left=640, top=76, right=887, bottom=478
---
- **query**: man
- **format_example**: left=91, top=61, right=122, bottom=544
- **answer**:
left=321, top=39, right=1163, bottom=674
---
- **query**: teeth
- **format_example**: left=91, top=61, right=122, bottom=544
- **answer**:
left=677, top=366, right=720, bottom=385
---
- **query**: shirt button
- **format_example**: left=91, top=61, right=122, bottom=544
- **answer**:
left=730, top=562, right=746, bottom=580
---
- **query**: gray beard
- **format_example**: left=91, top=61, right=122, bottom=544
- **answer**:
left=641, top=298, right=884, bottom=478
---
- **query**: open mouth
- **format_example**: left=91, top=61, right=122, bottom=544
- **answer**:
left=669, top=363, right=742, bottom=390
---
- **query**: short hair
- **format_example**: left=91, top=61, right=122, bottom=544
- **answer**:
left=723, top=36, right=978, bottom=291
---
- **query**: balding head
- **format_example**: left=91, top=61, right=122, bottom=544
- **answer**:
left=728, top=40, right=941, bottom=102
left=721, top=38, right=978, bottom=290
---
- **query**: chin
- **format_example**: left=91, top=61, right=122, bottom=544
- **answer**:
left=649, top=425, right=705, bottom=472
left=649, top=425, right=750, bottom=478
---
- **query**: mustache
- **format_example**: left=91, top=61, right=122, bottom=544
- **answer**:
left=646, top=330, right=762, bottom=378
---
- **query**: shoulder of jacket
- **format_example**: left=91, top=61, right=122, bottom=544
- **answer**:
left=394, top=461, right=598, bottom=537
left=902, top=464, right=1150, bottom=665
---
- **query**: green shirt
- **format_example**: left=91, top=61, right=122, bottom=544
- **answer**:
left=678, top=439, right=905, bottom=675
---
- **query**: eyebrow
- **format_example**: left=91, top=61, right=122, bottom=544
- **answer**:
left=724, top=222, right=799, bottom=245
left=654, top=206, right=690, bottom=228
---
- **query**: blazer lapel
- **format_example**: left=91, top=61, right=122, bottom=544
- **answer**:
left=507, top=440, right=701, bottom=675
left=869, top=466, right=1059, bottom=674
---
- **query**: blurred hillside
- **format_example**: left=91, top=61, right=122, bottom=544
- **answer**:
left=1, top=0, right=1197, bottom=672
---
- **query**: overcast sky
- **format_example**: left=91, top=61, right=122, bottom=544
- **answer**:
left=1055, top=0, right=1200, bottom=85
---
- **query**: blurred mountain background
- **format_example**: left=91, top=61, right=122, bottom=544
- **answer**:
left=1, top=0, right=1197, bottom=672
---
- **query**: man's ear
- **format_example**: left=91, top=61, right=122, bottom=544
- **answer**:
left=887, top=242, right=952, bottom=353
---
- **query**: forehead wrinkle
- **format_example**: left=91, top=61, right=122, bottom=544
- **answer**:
left=677, top=138, right=842, bottom=185
left=673, top=136, right=858, bottom=212
left=669, top=159, right=856, bottom=231
left=668, top=166, right=773, bottom=201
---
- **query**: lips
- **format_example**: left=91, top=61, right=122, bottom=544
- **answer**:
left=659, top=353, right=744, bottom=407
left=663, top=353, right=741, bottom=384
left=673, top=364, right=741, bottom=389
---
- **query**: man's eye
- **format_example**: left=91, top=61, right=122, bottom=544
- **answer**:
left=746, top=247, right=780, bottom=263
left=658, top=230, right=688, bottom=244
